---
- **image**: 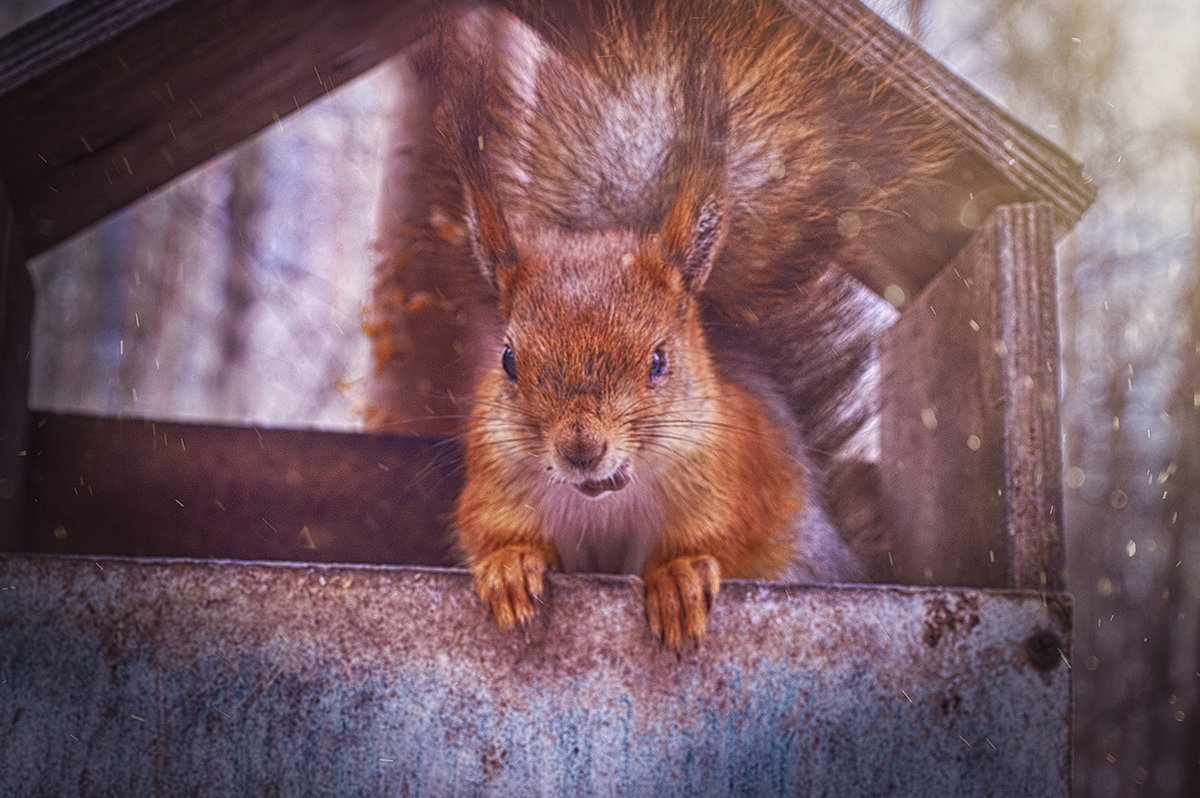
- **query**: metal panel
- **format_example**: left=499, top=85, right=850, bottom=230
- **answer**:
left=1, top=554, right=1071, bottom=796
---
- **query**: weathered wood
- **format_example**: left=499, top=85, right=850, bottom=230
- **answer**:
left=880, top=203, right=1064, bottom=590
left=0, top=0, right=440, bottom=256
left=23, top=414, right=460, bottom=565
left=993, top=205, right=1065, bottom=590
left=362, top=50, right=499, bottom=437
left=1, top=0, right=1094, bottom=298
left=0, top=178, right=31, bottom=544
left=0, top=554, right=1073, bottom=796
left=777, top=0, right=1095, bottom=230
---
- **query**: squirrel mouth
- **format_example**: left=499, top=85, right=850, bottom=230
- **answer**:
left=576, top=467, right=630, bottom=498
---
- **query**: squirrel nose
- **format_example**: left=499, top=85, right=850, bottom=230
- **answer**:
left=557, top=431, right=607, bottom=471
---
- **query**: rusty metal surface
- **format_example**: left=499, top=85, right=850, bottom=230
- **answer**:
left=1, top=553, right=1072, bottom=796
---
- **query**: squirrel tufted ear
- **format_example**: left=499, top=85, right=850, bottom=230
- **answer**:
left=659, top=46, right=729, bottom=293
left=441, top=30, right=519, bottom=292
left=661, top=189, right=727, bottom=293
left=462, top=172, right=518, bottom=291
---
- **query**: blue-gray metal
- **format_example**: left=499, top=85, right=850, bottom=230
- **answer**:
left=1, top=554, right=1071, bottom=796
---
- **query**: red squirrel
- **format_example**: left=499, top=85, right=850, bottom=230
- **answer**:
left=437, top=0, right=947, bottom=649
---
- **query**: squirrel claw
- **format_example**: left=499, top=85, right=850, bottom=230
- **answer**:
left=644, top=555, right=721, bottom=651
left=472, top=544, right=549, bottom=630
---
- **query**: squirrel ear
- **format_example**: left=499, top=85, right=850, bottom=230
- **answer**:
left=661, top=190, right=727, bottom=293
left=659, top=48, right=728, bottom=293
left=446, top=49, right=518, bottom=290
left=461, top=164, right=518, bottom=291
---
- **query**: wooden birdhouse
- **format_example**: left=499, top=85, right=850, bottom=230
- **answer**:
left=0, top=0, right=1093, bottom=794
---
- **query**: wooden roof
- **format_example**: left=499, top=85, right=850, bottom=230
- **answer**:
left=0, top=0, right=1094, bottom=296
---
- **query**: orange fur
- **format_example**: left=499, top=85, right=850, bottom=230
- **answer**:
left=439, top=0, right=940, bottom=649
left=451, top=225, right=853, bottom=650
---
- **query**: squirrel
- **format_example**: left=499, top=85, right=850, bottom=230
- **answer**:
left=431, top=0, right=949, bottom=649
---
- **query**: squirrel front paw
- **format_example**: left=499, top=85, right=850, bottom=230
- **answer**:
left=644, top=555, right=721, bottom=651
left=471, top=544, right=550, bottom=630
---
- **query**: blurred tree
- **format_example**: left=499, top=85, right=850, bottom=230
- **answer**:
left=213, top=141, right=267, bottom=420
left=26, top=65, right=385, bottom=430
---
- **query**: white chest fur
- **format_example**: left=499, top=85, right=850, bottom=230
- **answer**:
left=535, top=478, right=666, bottom=575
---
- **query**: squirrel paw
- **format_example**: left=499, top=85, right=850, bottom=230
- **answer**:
left=644, top=555, right=721, bottom=651
left=471, top=544, right=549, bottom=631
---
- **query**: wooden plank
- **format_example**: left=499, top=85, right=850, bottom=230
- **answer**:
left=994, top=204, right=1065, bottom=590
left=879, top=203, right=1064, bottom=590
left=0, top=0, right=440, bottom=256
left=1, top=554, right=1073, bottom=796
left=777, top=0, right=1096, bottom=230
left=1, top=0, right=1094, bottom=277
left=0, top=0, right=170, bottom=90
left=23, top=414, right=460, bottom=565
left=0, top=177, right=32, bottom=544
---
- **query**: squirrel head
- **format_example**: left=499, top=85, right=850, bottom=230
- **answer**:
left=464, top=178, right=730, bottom=498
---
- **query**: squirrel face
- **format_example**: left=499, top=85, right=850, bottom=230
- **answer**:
left=484, top=226, right=713, bottom=499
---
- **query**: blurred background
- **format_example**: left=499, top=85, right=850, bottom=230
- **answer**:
left=3, top=1, right=1197, bottom=795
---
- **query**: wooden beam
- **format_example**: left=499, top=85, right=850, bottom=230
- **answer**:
left=0, top=177, right=31, bottom=544
left=0, top=0, right=1095, bottom=294
left=23, top=414, right=461, bottom=565
left=0, top=0, right=440, bottom=256
left=879, top=203, right=1064, bottom=590
left=776, top=0, right=1096, bottom=231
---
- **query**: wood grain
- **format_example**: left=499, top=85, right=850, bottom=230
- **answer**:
left=23, top=413, right=462, bottom=565
left=0, top=0, right=440, bottom=256
left=880, top=203, right=1064, bottom=590
left=0, top=177, right=31, bottom=544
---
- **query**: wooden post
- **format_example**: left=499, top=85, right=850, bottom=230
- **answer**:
left=363, top=45, right=496, bottom=437
left=0, top=177, right=32, bottom=545
left=880, top=203, right=1064, bottom=590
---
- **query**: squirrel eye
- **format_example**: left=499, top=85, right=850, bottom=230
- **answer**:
left=501, top=343, right=517, bottom=381
left=649, top=347, right=668, bottom=381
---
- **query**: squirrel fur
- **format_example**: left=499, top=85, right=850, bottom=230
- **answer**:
left=430, top=0, right=949, bottom=648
